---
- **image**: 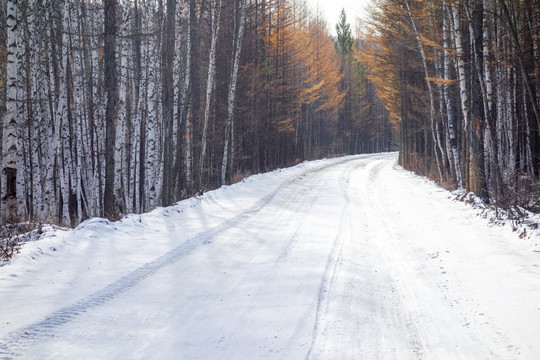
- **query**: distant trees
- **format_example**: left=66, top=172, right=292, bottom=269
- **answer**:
left=362, top=0, right=540, bottom=209
left=338, top=8, right=392, bottom=155
left=0, top=0, right=394, bottom=226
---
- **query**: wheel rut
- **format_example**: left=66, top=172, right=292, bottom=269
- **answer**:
left=0, top=157, right=361, bottom=359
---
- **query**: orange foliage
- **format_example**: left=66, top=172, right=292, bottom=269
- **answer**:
left=260, top=2, right=344, bottom=125
left=426, top=76, right=455, bottom=85
left=290, top=15, right=344, bottom=114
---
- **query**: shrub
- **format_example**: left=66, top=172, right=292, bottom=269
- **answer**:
left=0, top=222, right=40, bottom=263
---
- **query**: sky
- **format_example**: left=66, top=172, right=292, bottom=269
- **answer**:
left=304, top=0, right=373, bottom=35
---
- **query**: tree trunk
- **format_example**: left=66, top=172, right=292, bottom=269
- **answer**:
left=451, top=1, right=475, bottom=191
left=221, top=0, right=247, bottom=185
left=161, top=0, right=176, bottom=206
left=497, top=0, right=540, bottom=131
left=199, top=0, right=222, bottom=188
left=1, top=0, right=20, bottom=221
left=443, top=3, right=463, bottom=189
left=103, top=0, right=118, bottom=219
left=404, top=0, right=443, bottom=182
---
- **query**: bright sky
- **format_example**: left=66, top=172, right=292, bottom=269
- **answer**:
left=304, top=0, right=373, bottom=35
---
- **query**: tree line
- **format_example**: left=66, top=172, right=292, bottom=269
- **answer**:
left=0, top=0, right=394, bottom=226
left=361, top=0, right=540, bottom=210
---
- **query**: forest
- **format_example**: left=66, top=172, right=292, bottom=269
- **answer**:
left=0, top=0, right=393, bottom=226
left=361, top=0, right=540, bottom=211
left=1, top=0, right=539, bottom=228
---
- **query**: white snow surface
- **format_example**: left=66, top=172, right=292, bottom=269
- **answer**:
left=1, top=152, right=540, bottom=359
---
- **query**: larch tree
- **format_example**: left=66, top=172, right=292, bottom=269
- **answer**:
left=363, top=0, right=540, bottom=209
left=1, top=0, right=393, bottom=227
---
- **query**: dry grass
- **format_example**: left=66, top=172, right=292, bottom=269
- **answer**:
left=0, top=222, right=41, bottom=262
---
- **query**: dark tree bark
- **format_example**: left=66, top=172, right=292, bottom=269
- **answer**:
left=103, top=0, right=118, bottom=219
left=161, top=0, right=176, bottom=206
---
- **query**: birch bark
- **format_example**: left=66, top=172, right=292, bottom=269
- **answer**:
left=2, top=0, right=20, bottom=220
left=404, top=0, right=443, bottom=182
left=497, top=0, right=540, bottom=130
left=221, top=0, right=247, bottom=185
left=451, top=1, right=470, bottom=131
left=443, top=3, right=463, bottom=189
left=463, top=0, right=503, bottom=197
left=199, top=0, right=222, bottom=187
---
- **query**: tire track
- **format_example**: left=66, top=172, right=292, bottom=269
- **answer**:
left=304, top=161, right=361, bottom=360
left=0, top=157, right=361, bottom=359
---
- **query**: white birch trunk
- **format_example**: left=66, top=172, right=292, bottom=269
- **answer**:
left=483, top=11, right=493, bottom=117
left=404, top=0, right=443, bottom=182
left=434, top=57, right=449, bottom=169
left=482, top=0, right=498, bottom=188
left=114, top=0, right=131, bottom=214
left=73, top=4, right=88, bottom=221
left=1, top=0, right=21, bottom=220
left=55, top=73, right=70, bottom=225
left=451, top=1, right=470, bottom=131
left=464, top=0, right=503, bottom=195
left=144, top=3, right=162, bottom=209
left=145, top=46, right=158, bottom=209
left=523, top=90, right=534, bottom=173
left=76, top=0, right=101, bottom=218
left=221, top=0, right=247, bottom=185
left=508, top=67, right=516, bottom=176
left=56, top=1, right=72, bottom=225
left=443, top=2, right=463, bottom=189
left=45, top=4, right=60, bottom=220
left=183, top=8, right=193, bottom=190
left=38, top=17, right=55, bottom=219
left=199, top=0, right=222, bottom=186
left=66, top=2, right=83, bottom=223
left=504, top=66, right=515, bottom=178
left=22, top=0, right=38, bottom=220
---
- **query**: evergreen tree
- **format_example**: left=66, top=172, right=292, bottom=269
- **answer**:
left=336, top=9, right=353, bottom=55
left=0, top=0, right=393, bottom=226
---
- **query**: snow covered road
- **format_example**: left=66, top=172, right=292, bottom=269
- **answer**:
left=1, top=152, right=540, bottom=359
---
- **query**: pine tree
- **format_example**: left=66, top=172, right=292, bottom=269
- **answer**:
left=336, top=9, right=353, bottom=56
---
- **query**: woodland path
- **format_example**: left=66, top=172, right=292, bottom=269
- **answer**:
left=1, top=153, right=539, bottom=359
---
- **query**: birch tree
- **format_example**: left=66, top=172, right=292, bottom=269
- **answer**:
left=199, top=0, right=222, bottom=187
left=442, top=1, right=463, bottom=189
left=404, top=0, right=443, bottom=182
left=1, top=0, right=19, bottom=221
left=1, top=0, right=394, bottom=226
left=363, top=0, right=540, bottom=208
left=221, top=0, right=247, bottom=185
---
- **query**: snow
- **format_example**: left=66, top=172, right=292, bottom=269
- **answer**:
left=1, top=152, right=540, bottom=359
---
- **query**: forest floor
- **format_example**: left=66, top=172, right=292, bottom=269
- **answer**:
left=0, top=152, right=539, bottom=359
